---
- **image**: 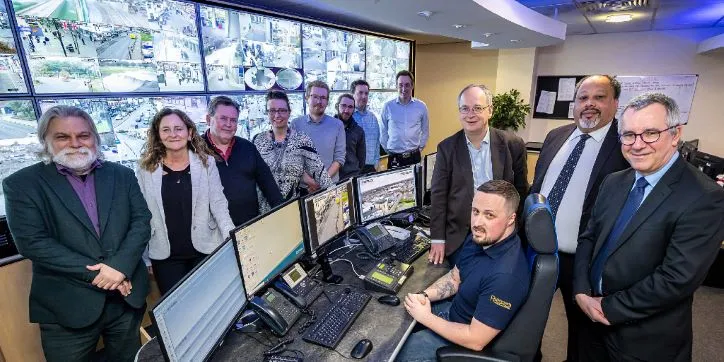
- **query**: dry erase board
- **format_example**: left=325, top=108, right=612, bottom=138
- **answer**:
left=533, top=74, right=699, bottom=123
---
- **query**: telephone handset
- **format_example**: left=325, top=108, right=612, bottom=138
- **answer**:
left=356, top=223, right=398, bottom=255
left=249, top=289, right=302, bottom=336
left=274, top=263, right=324, bottom=308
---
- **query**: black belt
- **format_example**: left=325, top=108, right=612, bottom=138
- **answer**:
left=391, top=150, right=420, bottom=158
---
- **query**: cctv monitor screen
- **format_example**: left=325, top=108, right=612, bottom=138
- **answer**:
left=151, top=240, right=247, bottom=362
left=424, top=152, right=437, bottom=192
left=232, top=199, right=305, bottom=297
left=302, top=179, right=355, bottom=255
left=356, top=165, right=418, bottom=224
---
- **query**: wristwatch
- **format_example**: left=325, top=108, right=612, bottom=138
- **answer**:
left=418, top=290, right=429, bottom=299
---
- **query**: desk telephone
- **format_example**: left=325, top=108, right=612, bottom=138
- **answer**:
left=249, top=289, right=302, bottom=336
left=274, top=263, right=324, bottom=308
left=356, top=223, right=410, bottom=255
left=364, top=260, right=413, bottom=294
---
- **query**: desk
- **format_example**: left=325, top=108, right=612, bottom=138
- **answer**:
left=137, top=240, right=449, bottom=361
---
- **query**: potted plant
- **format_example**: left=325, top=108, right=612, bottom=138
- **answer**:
left=489, top=89, right=531, bottom=132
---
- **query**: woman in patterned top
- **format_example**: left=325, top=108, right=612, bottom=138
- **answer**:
left=254, top=90, right=332, bottom=201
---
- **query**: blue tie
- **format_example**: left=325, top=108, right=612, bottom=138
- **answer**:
left=547, top=134, right=591, bottom=218
left=590, top=177, right=650, bottom=295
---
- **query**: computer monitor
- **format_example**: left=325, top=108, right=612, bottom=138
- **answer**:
left=232, top=199, right=305, bottom=297
left=423, top=152, right=437, bottom=193
left=0, top=217, right=19, bottom=260
left=679, top=139, right=699, bottom=162
left=150, top=240, right=248, bottom=362
left=301, top=179, right=356, bottom=256
left=690, top=151, right=724, bottom=179
left=356, top=165, right=419, bottom=224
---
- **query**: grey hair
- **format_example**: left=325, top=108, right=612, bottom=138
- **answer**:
left=37, top=105, right=102, bottom=163
left=618, top=92, right=682, bottom=135
left=458, top=84, right=493, bottom=107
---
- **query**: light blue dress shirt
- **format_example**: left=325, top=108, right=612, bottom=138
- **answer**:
left=634, top=151, right=680, bottom=205
left=353, top=108, right=380, bottom=166
left=380, top=97, right=430, bottom=153
left=465, top=129, right=493, bottom=189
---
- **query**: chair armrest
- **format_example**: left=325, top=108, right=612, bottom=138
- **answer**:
left=436, top=346, right=520, bottom=362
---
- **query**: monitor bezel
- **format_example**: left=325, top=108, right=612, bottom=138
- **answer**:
left=423, top=152, right=437, bottom=193
left=300, top=178, right=357, bottom=257
left=354, top=164, right=420, bottom=225
left=149, top=238, right=249, bottom=362
left=0, top=217, right=20, bottom=261
left=230, top=197, right=306, bottom=298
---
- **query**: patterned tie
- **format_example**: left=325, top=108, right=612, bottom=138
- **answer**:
left=547, top=134, right=591, bottom=218
left=590, top=177, right=649, bottom=295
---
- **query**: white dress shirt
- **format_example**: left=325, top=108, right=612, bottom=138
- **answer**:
left=540, top=122, right=612, bottom=253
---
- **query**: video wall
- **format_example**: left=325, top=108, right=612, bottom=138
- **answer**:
left=0, top=0, right=412, bottom=216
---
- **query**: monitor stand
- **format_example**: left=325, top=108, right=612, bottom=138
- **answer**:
left=318, top=252, right=343, bottom=284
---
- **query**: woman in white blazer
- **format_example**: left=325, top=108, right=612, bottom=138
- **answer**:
left=136, top=108, right=235, bottom=295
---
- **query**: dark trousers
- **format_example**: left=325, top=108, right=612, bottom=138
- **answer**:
left=361, top=164, right=377, bottom=174
left=151, top=253, right=206, bottom=295
left=387, top=150, right=421, bottom=169
left=536, top=252, right=585, bottom=362
left=40, top=296, right=145, bottom=362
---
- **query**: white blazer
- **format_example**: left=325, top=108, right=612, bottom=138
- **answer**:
left=136, top=151, right=235, bottom=260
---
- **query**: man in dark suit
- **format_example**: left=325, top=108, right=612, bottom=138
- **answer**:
left=3, top=106, right=152, bottom=362
left=429, top=84, right=528, bottom=265
left=573, top=93, right=724, bottom=361
left=530, top=74, right=629, bottom=361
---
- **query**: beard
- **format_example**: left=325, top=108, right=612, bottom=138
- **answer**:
left=578, top=110, right=601, bottom=129
left=52, top=146, right=99, bottom=172
left=471, top=228, right=496, bottom=247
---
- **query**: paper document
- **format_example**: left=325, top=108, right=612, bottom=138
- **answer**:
left=536, top=91, right=557, bottom=114
left=557, top=78, right=576, bottom=101
left=567, top=102, right=575, bottom=119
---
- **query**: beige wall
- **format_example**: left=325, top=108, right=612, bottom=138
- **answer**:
left=528, top=28, right=724, bottom=155
left=414, top=42, right=499, bottom=155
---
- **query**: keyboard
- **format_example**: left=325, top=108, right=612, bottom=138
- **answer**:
left=302, top=288, right=371, bottom=349
left=418, top=205, right=431, bottom=220
left=392, top=236, right=431, bottom=264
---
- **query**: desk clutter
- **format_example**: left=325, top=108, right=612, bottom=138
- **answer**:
left=144, top=161, right=443, bottom=362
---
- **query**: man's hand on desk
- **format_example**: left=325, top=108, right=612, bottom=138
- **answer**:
left=575, top=294, right=610, bottom=325
left=404, top=293, right=431, bottom=322
left=428, top=244, right=445, bottom=264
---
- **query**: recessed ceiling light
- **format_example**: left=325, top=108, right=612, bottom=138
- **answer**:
left=483, top=33, right=495, bottom=38
left=510, top=39, right=519, bottom=43
left=417, top=10, right=433, bottom=18
left=477, top=42, right=490, bottom=47
left=605, top=14, right=633, bottom=23
left=452, top=24, right=467, bottom=29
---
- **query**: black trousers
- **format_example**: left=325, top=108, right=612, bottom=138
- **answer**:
left=40, top=296, right=145, bottom=362
left=151, top=253, right=206, bottom=295
left=361, top=164, right=377, bottom=174
left=387, top=150, right=421, bottom=169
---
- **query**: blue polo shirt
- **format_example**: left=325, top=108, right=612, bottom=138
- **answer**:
left=448, top=232, right=530, bottom=330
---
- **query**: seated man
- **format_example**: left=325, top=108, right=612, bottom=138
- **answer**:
left=398, top=180, right=531, bottom=361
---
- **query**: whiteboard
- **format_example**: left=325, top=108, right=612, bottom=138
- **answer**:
left=615, top=75, right=698, bottom=124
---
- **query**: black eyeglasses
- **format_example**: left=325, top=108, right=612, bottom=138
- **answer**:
left=266, top=109, right=290, bottom=115
left=619, top=125, right=677, bottom=146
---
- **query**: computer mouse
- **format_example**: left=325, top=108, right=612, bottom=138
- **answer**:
left=351, top=338, right=373, bottom=359
left=377, top=294, right=400, bottom=306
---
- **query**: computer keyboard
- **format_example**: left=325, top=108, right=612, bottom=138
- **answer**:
left=302, top=288, right=371, bottom=349
left=418, top=205, right=431, bottom=220
left=392, top=235, right=431, bottom=264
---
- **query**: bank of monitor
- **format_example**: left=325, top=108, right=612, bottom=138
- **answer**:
left=232, top=199, right=306, bottom=297
left=150, top=240, right=248, bottom=362
left=301, top=179, right=356, bottom=256
left=423, top=152, right=437, bottom=194
left=689, top=150, right=724, bottom=179
left=356, top=165, right=419, bottom=224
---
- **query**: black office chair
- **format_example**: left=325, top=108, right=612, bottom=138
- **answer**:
left=436, top=193, right=559, bottom=362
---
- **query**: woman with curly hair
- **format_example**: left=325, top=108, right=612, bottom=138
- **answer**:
left=136, top=108, right=234, bottom=295
left=253, top=90, right=332, bottom=203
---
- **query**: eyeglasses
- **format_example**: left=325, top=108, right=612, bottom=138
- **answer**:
left=458, top=105, right=491, bottom=115
left=619, top=125, right=677, bottom=146
left=309, top=95, right=328, bottom=102
left=266, top=109, right=290, bottom=115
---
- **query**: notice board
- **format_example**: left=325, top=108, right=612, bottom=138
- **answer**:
left=533, top=74, right=699, bottom=123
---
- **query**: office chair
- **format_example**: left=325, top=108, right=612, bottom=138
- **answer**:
left=436, top=193, right=559, bottom=362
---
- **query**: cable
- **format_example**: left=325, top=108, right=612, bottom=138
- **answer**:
left=326, top=243, right=358, bottom=257
left=329, top=258, right=364, bottom=279
left=330, top=347, right=354, bottom=360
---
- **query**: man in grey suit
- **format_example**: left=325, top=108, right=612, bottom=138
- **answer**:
left=429, top=84, right=528, bottom=265
left=530, top=75, right=629, bottom=361
left=574, top=93, right=724, bottom=361
left=3, top=106, right=151, bottom=362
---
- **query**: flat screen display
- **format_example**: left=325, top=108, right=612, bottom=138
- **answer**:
left=365, top=35, right=410, bottom=90
left=302, top=179, right=354, bottom=254
left=356, top=165, right=417, bottom=223
left=302, top=24, right=365, bottom=91
left=0, top=99, right=37, bottom=217
left=225, top=92, right=303, bottom=140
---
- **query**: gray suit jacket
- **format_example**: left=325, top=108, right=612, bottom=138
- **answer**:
left=136, top=151, right=235, bottom=260
left=430, top=129, right=528, bottom=255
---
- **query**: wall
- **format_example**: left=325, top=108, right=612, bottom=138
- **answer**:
left=414, top=42, right=499, bottom=155
left=527, top=28, right=724, bottom=155
left=495, top=48, right=538, bottom=141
